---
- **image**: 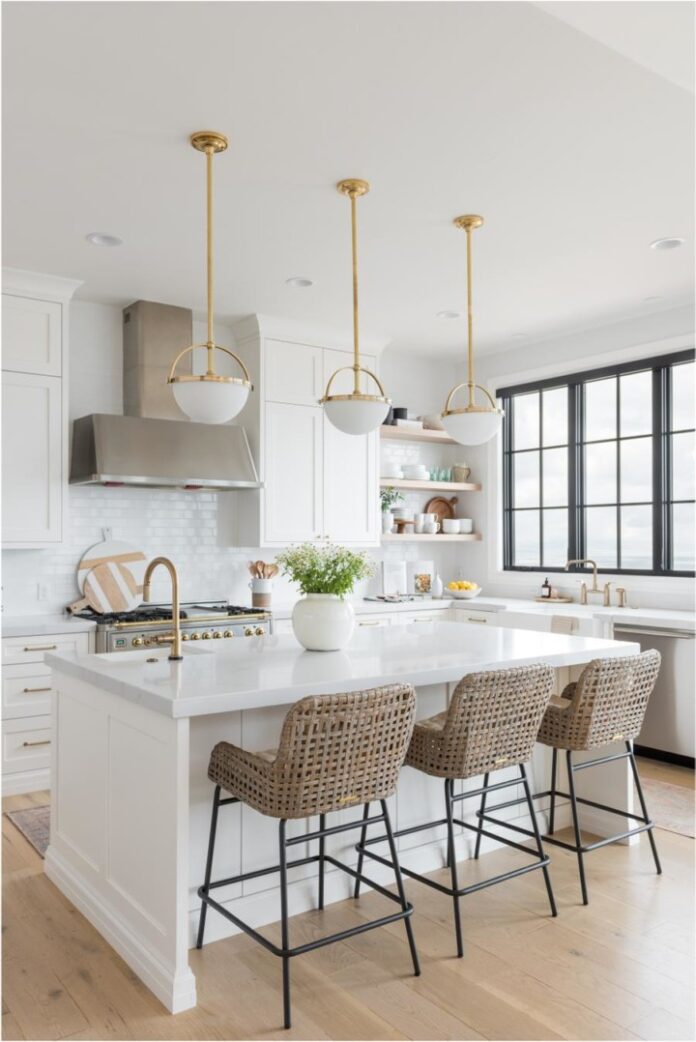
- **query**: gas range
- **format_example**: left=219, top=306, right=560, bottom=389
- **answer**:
left=75, top=601, right=272, bottom=653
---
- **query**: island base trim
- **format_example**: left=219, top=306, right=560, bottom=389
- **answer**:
left=45, top=844, right=197, bottom=1014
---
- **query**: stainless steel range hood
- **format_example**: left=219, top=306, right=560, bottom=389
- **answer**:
left=70, top=414, right=260, bottom=490
left=69, top=300, right=260, bottom=490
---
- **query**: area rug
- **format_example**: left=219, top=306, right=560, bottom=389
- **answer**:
left=5, top=804, right=50, bottom=857
left=641, top=778, right=695, bottom=838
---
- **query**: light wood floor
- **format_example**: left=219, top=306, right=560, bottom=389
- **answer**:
left=2, top=762, right=694, bottom=1041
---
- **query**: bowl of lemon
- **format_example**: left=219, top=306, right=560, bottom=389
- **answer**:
left=447, top=580, right=481, bottom=600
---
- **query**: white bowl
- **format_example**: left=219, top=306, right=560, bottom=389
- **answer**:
left=403, top=465, right=429, bottom=479
left=458, top=518, right=474, bottom=534
left=449, top=587, right=481, bottom=599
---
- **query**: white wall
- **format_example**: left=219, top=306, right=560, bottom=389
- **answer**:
left=471, top=305, right=695, bottom=610
left=2, top=303, right=471, bottom=614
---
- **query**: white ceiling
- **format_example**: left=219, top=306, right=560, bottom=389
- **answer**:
left=2, top=1, right=694, bottom=357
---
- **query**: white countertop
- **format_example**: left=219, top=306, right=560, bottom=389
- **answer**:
left=1, top=614, right=97, bottom=637
left=47, top=621, right=639, bottom=719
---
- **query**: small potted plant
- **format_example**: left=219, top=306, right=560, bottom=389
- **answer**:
left=276, top=542, right=375, bottom=651
left=380, top=487, right=404, bottom=534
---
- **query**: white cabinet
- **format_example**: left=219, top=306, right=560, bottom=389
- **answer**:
left=452, top=607, right=497, bottom=627
left=2, top=270, right=81, bottom=549
left=233, top=316, right=382, bottom=548
left=2, top=294, right=62, bottom=376
left=1, top=629, right=92, bottom=794
left=264, top=402, right=323, bottom=543
left=2, top=371, right=62, bottom=544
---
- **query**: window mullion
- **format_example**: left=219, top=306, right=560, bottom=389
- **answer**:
left=568, top=383, right=582, bottom=562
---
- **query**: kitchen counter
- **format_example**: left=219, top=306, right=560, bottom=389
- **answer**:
left=47, top=622, right=638, bottom=718
left=46, top=621, right=640, bottom=1014
left=1, top=613, right=97, bottom=637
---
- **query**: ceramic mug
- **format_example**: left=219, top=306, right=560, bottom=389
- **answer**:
left=441, top=519, right=460, bottom=534
left=459, top=518, right=474, bottom=534
left=424, top=512, right=438, bottom=524
left=414, top=512, right=427, bottom=533
left=424, top=521, right=440, bottom=534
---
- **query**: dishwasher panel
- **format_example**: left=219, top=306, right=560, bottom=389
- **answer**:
left=614, top=625, right=695, bottom=760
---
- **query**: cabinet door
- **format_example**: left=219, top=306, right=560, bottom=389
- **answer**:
left=263, top=401, right=323, bottom=544
left=265, top=339, right=323, bottom=406
left=2, top=372, right=62, bottom=545
left=2, top=294, right=62, bottom=376
left=322, top=349, right=379, bottom=545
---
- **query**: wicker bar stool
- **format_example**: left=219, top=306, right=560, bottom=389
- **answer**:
left=356, top=664, right=558, bottom=958
left=196, top=684, right=420, bottom=1030
left=479, top=651, right=662, bottom=906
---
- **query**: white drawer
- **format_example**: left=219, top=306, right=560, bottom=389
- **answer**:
left=2, top=631, right=89, bottom=666
left=356, top=616, right=391, bottom=628
left=403, top=611, right=448, bottom=624
left=2, top=715, right=51, bottom=774
left=455, top=608, right=494, bottom=626
left=3, top=668, right=53, bottom=718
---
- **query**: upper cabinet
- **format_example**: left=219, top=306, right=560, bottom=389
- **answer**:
left=231, top=316, right=382, bottom=548
left=1, top=269, right=82, bottom=548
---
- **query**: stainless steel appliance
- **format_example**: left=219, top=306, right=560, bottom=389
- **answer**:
left=614, top=623, right=695, bottom=765
left=73, top=601, right=272, bottom=654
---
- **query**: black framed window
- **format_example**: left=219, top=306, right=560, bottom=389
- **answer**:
left=500, top=349, right=695, bottom=576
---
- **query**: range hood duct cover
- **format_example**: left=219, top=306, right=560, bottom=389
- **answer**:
left=70, top=414, right=260, bottom=490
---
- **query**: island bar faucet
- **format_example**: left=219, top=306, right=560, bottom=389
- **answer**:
left=142, top=557, right=183, bottom=660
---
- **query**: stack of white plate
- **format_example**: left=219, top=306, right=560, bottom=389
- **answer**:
left=403, top=464, right=430, bottom=481
left=381, top=463, right=403, bottom=479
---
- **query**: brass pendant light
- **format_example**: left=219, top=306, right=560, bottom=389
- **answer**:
left=440, top=215, right=504, bottom=445
left=168, top=131, right=253, bottom=424
left=320, top=179, right=391, bottom=435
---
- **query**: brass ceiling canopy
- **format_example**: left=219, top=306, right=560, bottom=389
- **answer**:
left=167, top=130, right=252, bottom=425
left=319, top=178, right=391, bottom=436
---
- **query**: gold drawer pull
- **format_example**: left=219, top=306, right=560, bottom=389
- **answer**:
left=359, top=621, right=380, bottom=627
left=467, top=617, right=487, bottom=624
left=21, top=739, right=51, bottom=748
left=22, top=686, right=52, bottom=694
left=22, top=644, right=57, bottom=652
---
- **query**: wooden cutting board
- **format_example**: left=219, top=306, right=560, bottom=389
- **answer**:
left=424, top=495, right=458, bottom=521
left=77, top=538, right=147, bottom=595
left=68, top=562, right=143, bottom=614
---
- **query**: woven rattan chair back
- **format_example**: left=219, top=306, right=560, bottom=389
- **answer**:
left=538, top=650, right=661, bottom=751
left=407, top=664, right=554, bottom=779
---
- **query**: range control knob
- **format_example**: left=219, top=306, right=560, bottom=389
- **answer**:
left=190, top=632, right=201, bottom=640
left=255, top=627, right=266, bottom=636
left=132, top=637, right=143, bottom=647
left=201, top=631, right=211, bottom=640
left=181, top=633, right=189, bottom=641
left=223, top=630, right=234, bottom=638
left=212, top=631, right=222, bottom=639
left=244, top=627, right=254, bottom=637
left=143, top=638, right=152, bottom=646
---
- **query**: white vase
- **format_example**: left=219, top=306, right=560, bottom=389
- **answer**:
left=381, top=510, right=393, bottom=534
left=292, top=594, right=355, bottom=651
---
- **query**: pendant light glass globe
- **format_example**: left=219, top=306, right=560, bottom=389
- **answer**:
left=168, top=131, right=253, bottom=424
left=171, top=376, right=250, bottom=425
left=440, top=214, right=503, bottom=446
left=320, top=179, right=391, bottom=435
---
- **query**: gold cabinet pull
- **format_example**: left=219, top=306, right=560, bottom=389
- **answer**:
left=359, top=621, right=380, bottom=627
left=22, top=644, right=57, bottom=652
left=467, top=617, right=487, bottom=624
left=22, top=739, right=51, bottom=748
left=22, top=686, right=52, bottom=694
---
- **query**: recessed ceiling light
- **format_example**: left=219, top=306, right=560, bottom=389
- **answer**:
left=85, top=232, right=123, bottom=247
left=436, top=310, right=461, bottom=320
left=649, top=237, right=684, bottom=251
left=285, top=276, right=314, bottom=288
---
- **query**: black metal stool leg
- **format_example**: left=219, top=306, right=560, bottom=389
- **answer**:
left=381, top=799, right=421, bottom=976
left=548, top=747, right=558, bottom=835
left=474, top=773, right=489, bottom=859
left=520, top=764, right=557, bottom=917
left=318, top=813, right=326, bottom=910
left=566, top=751, right=589, bottom=905
left=626, top=741, right=662, bottom=875
left=278, top=819, right=291, bottom=1029
left=354, top=802, right=371, bottom=899
left=444, top=779, right=464, bottom=957
left=196, top=784, right=221, bottom=949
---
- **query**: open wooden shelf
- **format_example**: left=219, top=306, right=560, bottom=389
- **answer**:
left=381, top=533, right=482, bottom=542
left=380, top=425, right=457, bottom=445
left=379, top=478, right=481, bottom=493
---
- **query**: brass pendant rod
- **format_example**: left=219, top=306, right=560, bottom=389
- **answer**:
left=205, top=146, right=215, bottom=374
left=350, top=191, right=361, bottom=395
left=466, top=225, right=474, bottom=408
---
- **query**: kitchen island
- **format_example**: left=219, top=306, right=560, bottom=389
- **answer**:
left=46, top=622, right=639, bottom=1013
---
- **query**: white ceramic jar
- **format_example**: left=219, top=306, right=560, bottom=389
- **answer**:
left=292, top=594, right=356, bottom=651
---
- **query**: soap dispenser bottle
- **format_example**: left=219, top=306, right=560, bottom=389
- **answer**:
left=541, top=577, right=552, bottom=599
